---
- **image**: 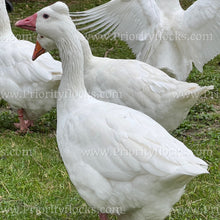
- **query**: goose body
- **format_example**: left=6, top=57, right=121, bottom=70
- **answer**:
left=16, top=2, right=209, bottom=220
left=0, top=0, right=62, bottom=130
left=72, top=0, right=220, bottom=81
left=34, top=33, right=213, bottom=132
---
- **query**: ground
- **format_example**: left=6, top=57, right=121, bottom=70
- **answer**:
left=0, top=1, right=219, bottom=219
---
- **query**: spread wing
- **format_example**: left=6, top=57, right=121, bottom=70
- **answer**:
left=71, top=0, right=162, bottom=58
left=180, top=0, right=220, bottom=71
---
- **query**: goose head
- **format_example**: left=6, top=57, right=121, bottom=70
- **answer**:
left=16, top=1, right=86, bottom=95
left=32, top=34, right=56, bottom=61
left=15, top=1, right=73, bottom=41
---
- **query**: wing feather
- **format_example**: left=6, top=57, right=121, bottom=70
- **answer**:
left=63, top=102, right=208, bottom=182
left=0, top=39, right=62, bottom=83
left=180, top=0, right=220, bottom=71
left=71, top=0, right=161, bottom=55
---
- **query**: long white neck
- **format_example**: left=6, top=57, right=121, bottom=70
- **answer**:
left=77, top=31, right=93, bottom=65
left=0, top=0, right=13, bottom=39
left=55, top=20, right=88, bottom=106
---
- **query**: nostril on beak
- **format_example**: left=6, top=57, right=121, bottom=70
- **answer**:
left=15, top=13, right=37, bottom=31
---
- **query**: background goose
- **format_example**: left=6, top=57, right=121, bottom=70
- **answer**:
left=16, top=2, right=209, bottom=220
left=0, top=0, right=62, bottom=132
left=32, top=34, right=213, bottom=132
left=71, top=0, right=220, bottom=81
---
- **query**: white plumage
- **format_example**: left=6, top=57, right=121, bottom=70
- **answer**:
left=71, top=0, right=220, bottom=81
left=34, top=33, right=213, bottom=131
left=16, top=2, right=209, bottom=220
left=0, top=0, right=62, bottom=131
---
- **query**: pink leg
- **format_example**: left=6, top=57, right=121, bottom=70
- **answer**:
left=99, top=213, right=109, bottom=220
left=14, top=109, right=33, bottom=133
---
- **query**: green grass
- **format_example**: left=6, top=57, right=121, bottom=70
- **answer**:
left=1, top=0, right=220, bottom=219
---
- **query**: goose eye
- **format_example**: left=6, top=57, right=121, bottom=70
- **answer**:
left=43, top=14, right=49, bottom=19
left=40, top=36, right=44, bottom=38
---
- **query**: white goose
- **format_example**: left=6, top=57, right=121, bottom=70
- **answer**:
left=71, top=0, right=220, bottom=81
left=16, top=2, right=208, bottom=220
left=32, top=33, right=213, bottom=132
left=0, top=0, right=62, bottom=132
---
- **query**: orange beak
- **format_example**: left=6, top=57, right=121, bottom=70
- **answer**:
left=32, top=41, right=46, bottom=61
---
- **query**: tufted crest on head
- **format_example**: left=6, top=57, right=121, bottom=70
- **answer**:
left=50, top=1, right=69, bottom=15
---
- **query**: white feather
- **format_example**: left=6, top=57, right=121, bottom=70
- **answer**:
left=71, top=0, right=220, bottom=81
left=38, top=33, right=213, bottom=131
left=0, top=0, right=62, bottom=119
left=21, top=3, right=209, bottom=219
